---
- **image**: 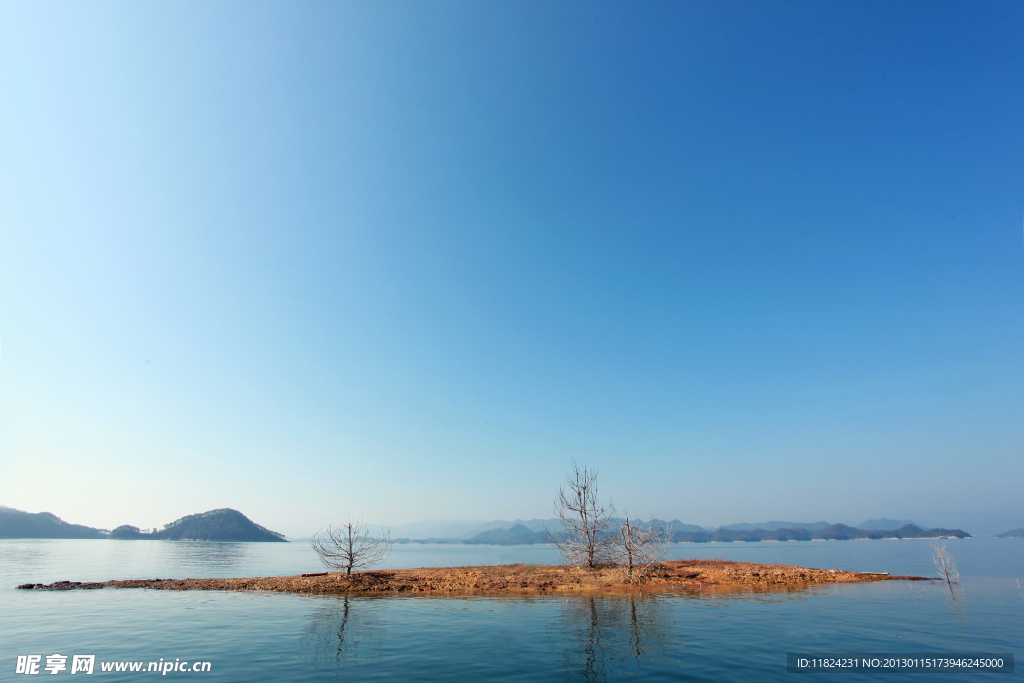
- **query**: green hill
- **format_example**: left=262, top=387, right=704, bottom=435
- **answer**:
left=0, top=506, right=107, bottom=539
left=110, top=508, right=286, bottom=542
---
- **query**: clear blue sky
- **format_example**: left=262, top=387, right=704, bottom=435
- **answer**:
left=2, top=1, right=1022, bottom=538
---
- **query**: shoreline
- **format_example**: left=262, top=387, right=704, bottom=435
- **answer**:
left=17, top=559, right=930, bottom=595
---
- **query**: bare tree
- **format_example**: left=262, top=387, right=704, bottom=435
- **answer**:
left=931, top=541, right=959, bottom=590
left=311, top=520, right=392, bottom=576
left=930, top=540, right=962, bottom=620
left=547, top=461, right=616, bottom=567
left=617, top=513, right=670, bottom=585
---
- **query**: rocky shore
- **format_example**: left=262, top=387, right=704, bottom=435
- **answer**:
left=17, top=559, right=929, bottom=595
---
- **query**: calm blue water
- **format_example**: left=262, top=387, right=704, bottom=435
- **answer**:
left=2, top=539, right=1021, bottom=681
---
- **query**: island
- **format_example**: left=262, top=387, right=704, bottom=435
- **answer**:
left=396, top=519, right=972, bottom=545
left=17, top=559, right=927, bottom=594
left=109, top=509, right=287, bottom=542
left=668, top=523, right=970, bottom=542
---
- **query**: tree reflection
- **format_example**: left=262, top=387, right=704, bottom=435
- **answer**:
left=557, top=593, right=676, bottom=682
left=301, top=595, right=386, bottom=665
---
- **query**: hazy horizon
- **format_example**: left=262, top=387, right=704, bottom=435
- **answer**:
left=2, top=2, right=1022, bottom=542
left=5, top=502, right=1021, bottom=540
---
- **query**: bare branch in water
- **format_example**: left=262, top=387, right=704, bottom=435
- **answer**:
left=930, top=540, right=963, bottom=622
left=930, top=540, right=959, bottom=588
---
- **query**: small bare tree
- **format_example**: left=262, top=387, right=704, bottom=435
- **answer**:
left=312, top=520, right=392, bottom=576
left=617, top=514, right=670, bottom=585
left=930, top=540, right=962, bottom=620
left=547, top=461, right=616, bottom=568
left=931, top=541, right=959, bottom=591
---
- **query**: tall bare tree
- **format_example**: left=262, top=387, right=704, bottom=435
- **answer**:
left=311, top=520, right=392, bottom=576
left=547, top=461, right=616, bottom=567
left=617, top=513, right=670, bottom=585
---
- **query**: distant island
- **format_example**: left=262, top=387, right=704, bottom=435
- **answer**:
left=110, top=509, right=287, bottom=542
left=667, top=523, right=970, bottom=542
left=0, top=506, right=107, bottom=539
left=994, top=528, right=1024, bottom=538
left=396, top=519, right=970, bottom=545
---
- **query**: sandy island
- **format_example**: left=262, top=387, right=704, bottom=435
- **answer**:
left=18, top=559, right=929, bottom=595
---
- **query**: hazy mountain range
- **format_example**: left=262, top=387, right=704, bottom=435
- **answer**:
left=668, top=523, right=970, bottom=543
left=391, top=517, right=949, bottom=541
left=4, top=505, right=1021, bottom=542
left=391, top=510, right=1024, bottom=540
left=397, top=518, right=972, bottom=544
left=390, top=518, right=707, bottom=542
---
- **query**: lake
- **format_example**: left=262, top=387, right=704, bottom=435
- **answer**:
left=2, top=538, right=1021, bottom=681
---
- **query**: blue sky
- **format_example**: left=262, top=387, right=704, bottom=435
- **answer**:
left=1, top=1, right=1022, bottom=538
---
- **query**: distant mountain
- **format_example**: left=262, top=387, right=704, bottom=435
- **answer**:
left=386, top=516, right=976, bottom=545
left=672, top=523, right=970, bottom=542
left=815, top=523, right=865, bottom=540
left=110, top=509, right=286, bottom=542
left=717, top=521, right=830, bottom=532
left=465, top=523, right=548, bottom=545
left=390, top=519, right=502, bottom=540
left=814, top=523, right=971, bottom=540
left=994, top=528, right=1024, bottom=538
left=458, top=518, right=557, bottom=539
left=904, top=507, right=1024, bottom=537
left=0, top=506, right=108, bottom=539
left=394, top=517, right=661, bottom=542
left=390, top=518, right=560, bottom=540
left=505, top=519, right=561, bottom=534
left=856, top=518, right=917, bottom=530
left=397, top=517, right=697, bottom=545
left=663, top=520, right=708, bottom=533
left=672, top=527, right=813, bottom=542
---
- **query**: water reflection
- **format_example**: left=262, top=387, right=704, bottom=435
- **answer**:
left=97, top=541, right=256, bottom=580
left=555, top=586, right=820, bottom=682
left=159, top=541, right=253, bottom=573
left=556, top=594, right=676, bottom=682
left=301, top=595, right=386, bottom=665
left=294, top=584, right=916, bottom=681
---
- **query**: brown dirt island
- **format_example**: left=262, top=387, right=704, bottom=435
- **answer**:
left=18, top=559, right=929, bottom=595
